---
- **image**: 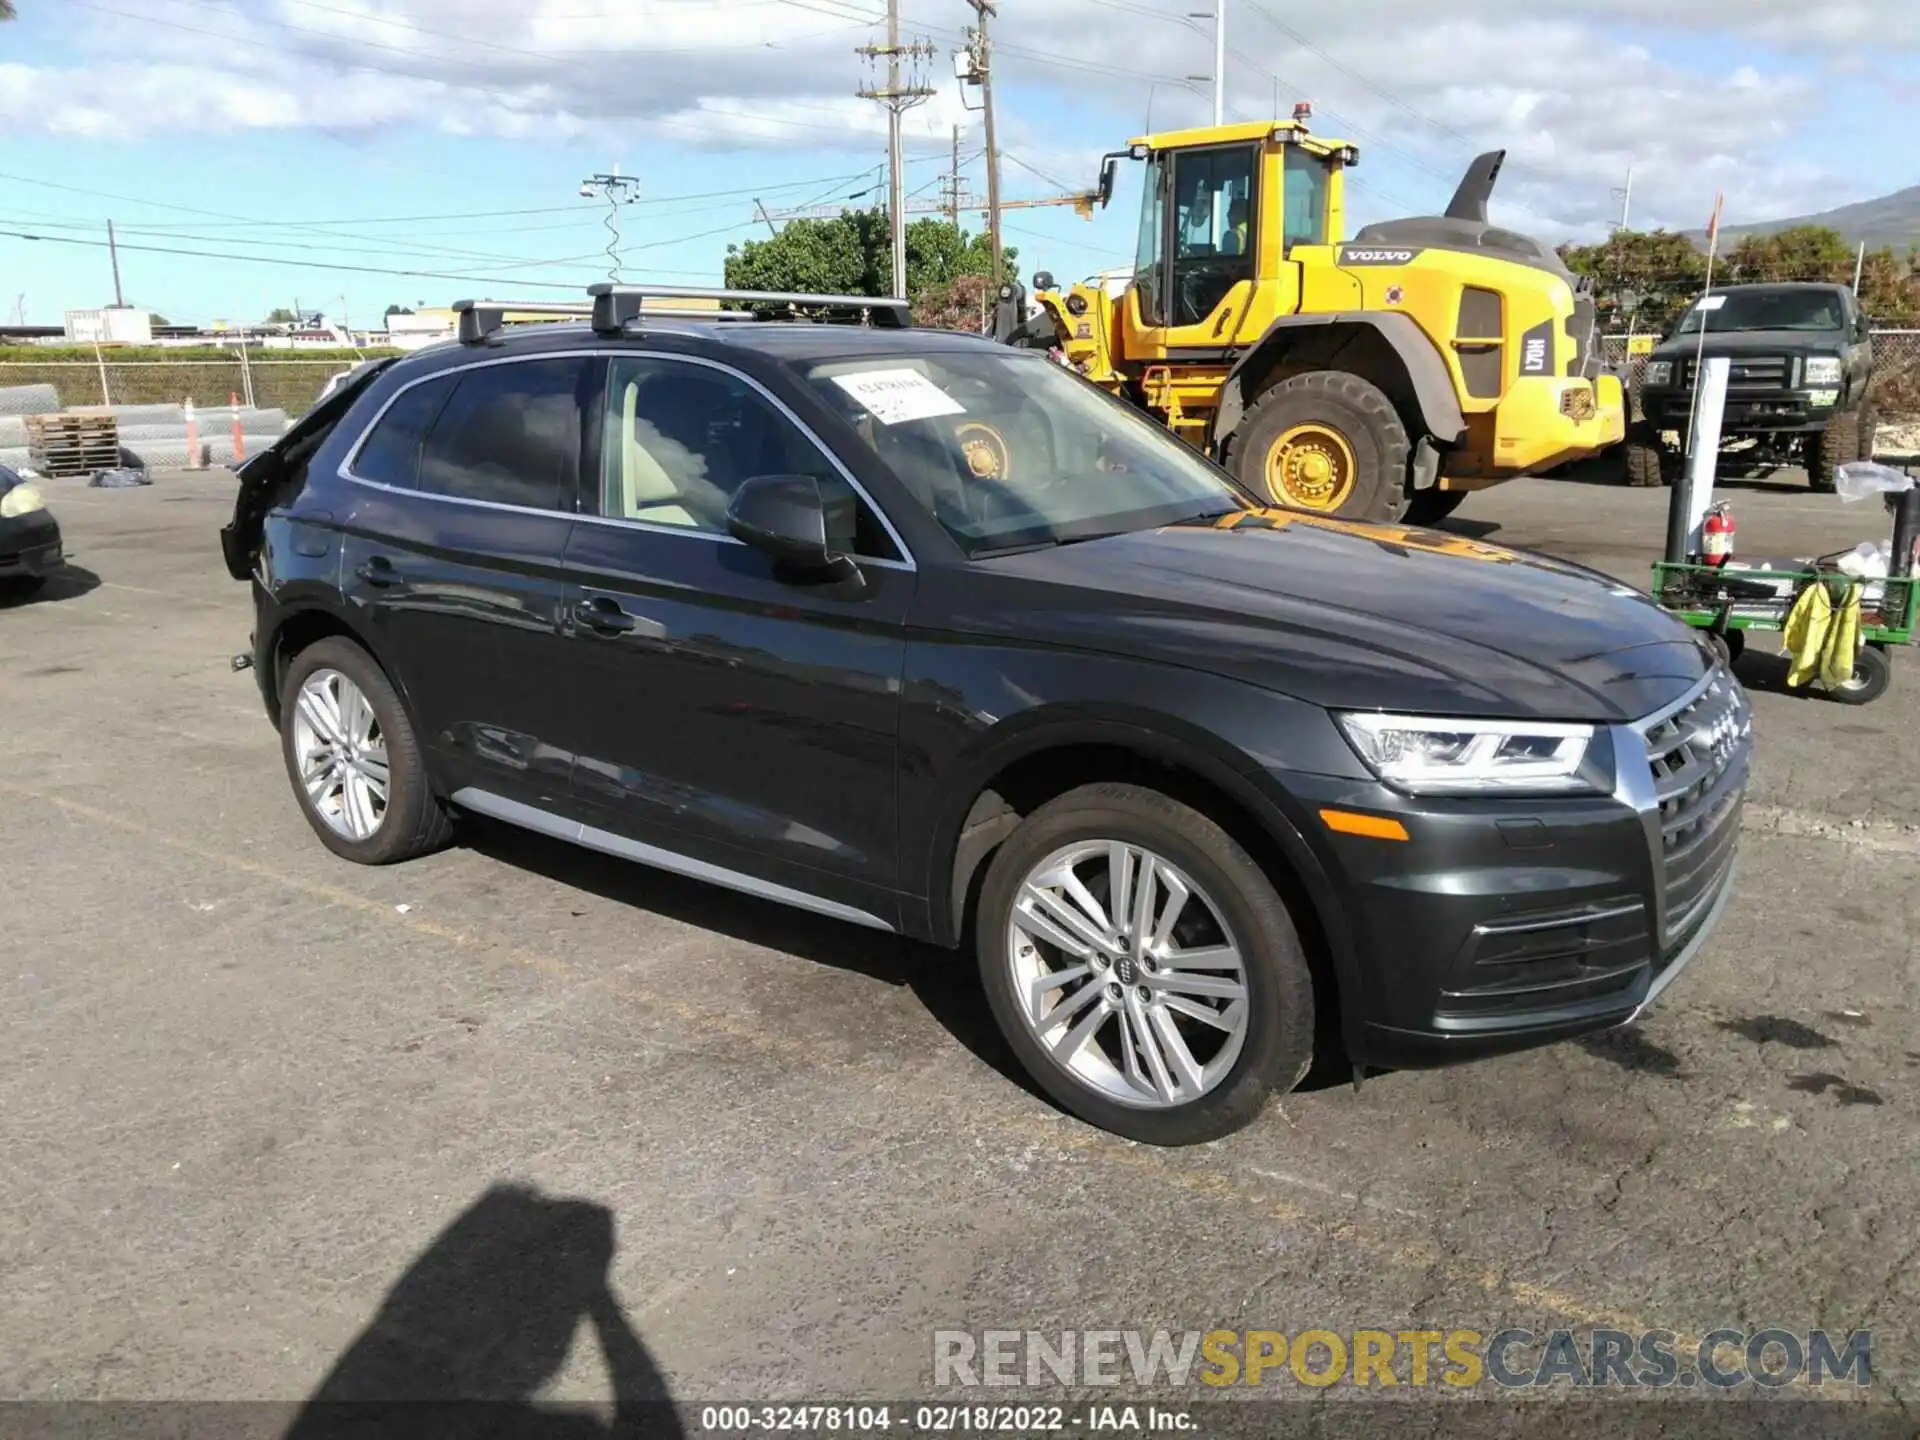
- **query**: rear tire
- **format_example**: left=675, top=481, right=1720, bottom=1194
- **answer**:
left=1225, top=370, right=1412, bottom=523
left=1831, top=643, right=1891, bottom=705
left=1810, top=410, right=1860, bottom=494
left=1623, top=421, right=1672, bottom=488
left=280, top=636, right=453, bottom=865
left=1402, top=488, right=1465, bottom=526
left=975, top=783, right=1316, bottom=1145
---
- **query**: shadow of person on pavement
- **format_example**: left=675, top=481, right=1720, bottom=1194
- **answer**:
left=284, top=1183, right=682, bottom=1440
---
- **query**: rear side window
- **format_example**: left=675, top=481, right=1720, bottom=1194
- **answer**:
left=351, top=376, right=454, bottom=489
left=418, top=358, right=591, bottom=512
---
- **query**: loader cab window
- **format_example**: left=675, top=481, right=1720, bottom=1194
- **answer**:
left=1168, top=144, right=1257, bottom=327
left=1282, top=147, right=1330, bottom=251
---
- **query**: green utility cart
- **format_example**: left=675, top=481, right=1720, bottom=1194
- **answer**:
left=1651, top=560, right=1916, bottom=704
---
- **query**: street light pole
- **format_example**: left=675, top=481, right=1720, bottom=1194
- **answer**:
left=1212, top=0, right=1226, bottom=125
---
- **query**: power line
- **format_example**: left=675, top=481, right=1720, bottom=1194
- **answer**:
left=0, top=227, right=719, bottom=288
left=1238, top=0, right=1478, bottom=155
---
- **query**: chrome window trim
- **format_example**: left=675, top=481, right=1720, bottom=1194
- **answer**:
left=336, top=346, right=917, bottom=571
left=451, top=787, right=895, bottom=932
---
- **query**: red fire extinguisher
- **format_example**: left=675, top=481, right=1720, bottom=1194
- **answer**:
left=1702, top=503, right=1736, bottom=568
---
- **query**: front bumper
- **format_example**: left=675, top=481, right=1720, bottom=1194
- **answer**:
left=1476, top=375, right=1627, bottom=480
left=0, top=510, right=63, bottom=578
left=1641, top=385, right=1837, bottom=434
left=1277, top=669, right=1749, bottom=1070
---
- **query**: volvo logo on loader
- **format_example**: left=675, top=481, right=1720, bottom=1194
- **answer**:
left=1339, top=247, right=1420, bottom=266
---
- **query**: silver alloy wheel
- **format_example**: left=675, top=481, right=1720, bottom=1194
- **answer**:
left=290, top=668, right=390, bottom=841
left=1006, top=841, right=1250, bottom=1109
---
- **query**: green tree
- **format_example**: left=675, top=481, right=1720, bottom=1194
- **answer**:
left=723, top=210, right=1013, bottom=310
left=1721, top=225, right=1856, bottom=285
left=0, top=3, right=15, bottom=19
left=1559, top=229, right=1705, bottom=332
left=263, top=307, right=298, bottom=324
left=384, top=303, right=415, bottom=316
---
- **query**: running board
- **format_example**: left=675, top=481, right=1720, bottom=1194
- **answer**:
left=450, top=788, right=895, bottom=932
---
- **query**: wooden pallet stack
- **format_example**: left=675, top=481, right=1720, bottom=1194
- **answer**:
left=24, top=413, right=120, bottom=478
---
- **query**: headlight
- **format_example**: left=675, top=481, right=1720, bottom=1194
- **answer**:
left=1804, top=356, right=1843, bottom=385
left=1337, top=712, right=1598, bottom=795
left=0, top=483, right=45, bottom=518
left=1643, top=360, right=1672, bottom=386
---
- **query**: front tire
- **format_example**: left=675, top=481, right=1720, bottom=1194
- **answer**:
left=1857, top=397, right=1880, bottom=462
left=975, top=783, right=1316, bottom=1145
left=280, top=636, right=453, bottom=864
left=1810, top=410, right=1860, bottom=494
left=1226, top=370, right=1412, bottom=522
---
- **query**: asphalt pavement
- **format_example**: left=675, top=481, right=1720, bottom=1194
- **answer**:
left=2, top=468, right=1915, bottom=1428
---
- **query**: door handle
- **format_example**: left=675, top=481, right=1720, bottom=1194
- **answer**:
left=573, top=597, right=636, bottom=634
left=354, top=556, right=399, bottom=588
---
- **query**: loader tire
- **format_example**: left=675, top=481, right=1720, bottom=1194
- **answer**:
left=1225, top=370, right=1411, bottom=523
left=1810, top=409, right=1860, bottom=494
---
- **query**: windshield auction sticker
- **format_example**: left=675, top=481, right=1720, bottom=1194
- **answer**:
left=831, top=368, right=966, bottom=425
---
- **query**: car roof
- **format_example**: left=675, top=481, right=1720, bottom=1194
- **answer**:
left=400, top=318, right=1007, bottom=371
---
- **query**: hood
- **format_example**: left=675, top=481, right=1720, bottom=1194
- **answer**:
left=1652, top=327, right=1845, bottom=359
left=976, top=510, right=1708, bottom=723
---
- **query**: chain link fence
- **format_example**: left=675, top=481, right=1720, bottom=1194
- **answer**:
left=0, top=357, right=372, bottom=419
left=9, top=333, right=1920, bottom=428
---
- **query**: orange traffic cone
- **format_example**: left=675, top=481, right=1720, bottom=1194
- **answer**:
left=231, top=391, right=246, bottom=464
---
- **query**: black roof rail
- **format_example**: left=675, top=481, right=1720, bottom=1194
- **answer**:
left=451, top=299, right=592, bottom=344
left=587, top=283, right=914, bottom=332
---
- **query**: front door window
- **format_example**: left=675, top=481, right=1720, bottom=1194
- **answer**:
left=1170, top=145, right=1257, bottom=327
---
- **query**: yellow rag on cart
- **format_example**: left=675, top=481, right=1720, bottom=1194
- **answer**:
left=1784, top=579, right=1863, bottom=691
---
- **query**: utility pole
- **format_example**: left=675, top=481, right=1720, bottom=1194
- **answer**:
left=752, top=200, right=778, bottom=237
left=579, top=166, right=642, bottom=282
left=1613, top=165, right=1634, bottom=232
left=858, top=14, right=935, bottom=299
left=106, top=218, right=125, bottom=307
left=947, top=125, right=962, bottom=226
left=958, top=0, right=1003, bottom=286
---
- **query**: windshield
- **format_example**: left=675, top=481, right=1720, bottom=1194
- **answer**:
left=1672, top=289, right=1846, bottom=336
left=801, top=350, right=1250, bottom=555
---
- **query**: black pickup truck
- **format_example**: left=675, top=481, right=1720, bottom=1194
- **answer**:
left=1629, top=282, right=1876, bottom=491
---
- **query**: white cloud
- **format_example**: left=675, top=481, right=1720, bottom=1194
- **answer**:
left=0, top=0, right=1913, bottom=237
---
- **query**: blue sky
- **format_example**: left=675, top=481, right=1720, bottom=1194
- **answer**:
left=2, top=0, right=1916, bottom=328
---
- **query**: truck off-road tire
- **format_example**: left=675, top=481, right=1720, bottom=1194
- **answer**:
left=1403, top=488, right=1466, bottom=526
left=1226, top=370, right=1412, bottom=523
left=1810, top=409, right=1860, bottom=494
left=1857, top=398, right=1880, bottom=462
left=1831, top=643, right=1892, bottom=705
left=1623, top=421, right=1671, bottom=487
left=975, top=783, right=1316, bottom=1146
left=280, top=636, right=454, bottom=865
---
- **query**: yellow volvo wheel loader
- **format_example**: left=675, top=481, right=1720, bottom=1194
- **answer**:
left=994, top=117, right=1627, bottom=524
